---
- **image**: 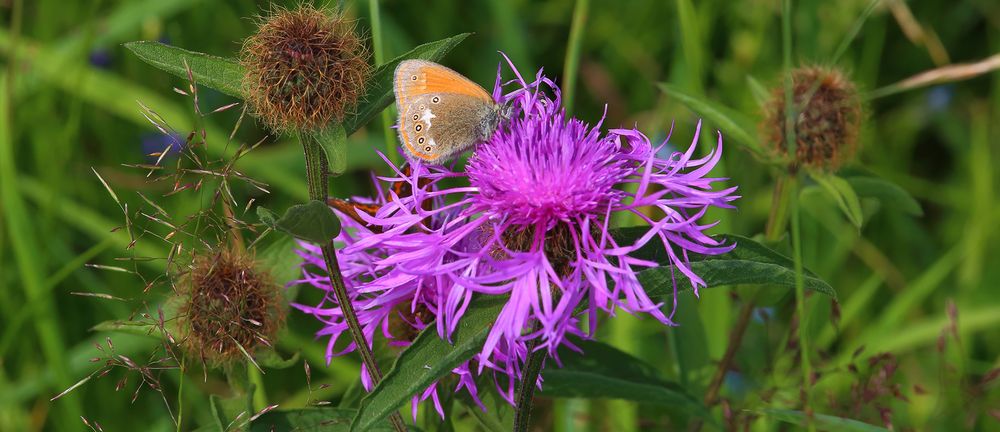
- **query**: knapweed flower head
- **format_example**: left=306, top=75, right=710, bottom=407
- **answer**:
left=295, top=56, right=738, bottom=411
left=241, top=4, right=370, bottom=131
left=179, top=249, right=285, bottom=367
left=762, top=66, right=862, bottom=171
left=294, top=204, right=487, bottom=419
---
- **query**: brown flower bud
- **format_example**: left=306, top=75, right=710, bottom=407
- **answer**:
left=179, top=250, right=284, bottom=366
left=241, top=5, right=370, bottom=131
left=762, top=67, right=863, bottom=171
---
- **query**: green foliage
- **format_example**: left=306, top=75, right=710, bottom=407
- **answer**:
left=252, top=408, right=399, bottom=432
left=540, top=340, right=705, bottom=413
left=619, top=229, right=837, bottom=299
left=352, top=297, right=506, bottom=432
left=258, top=200, right=342, bottom=244
left=2, top=1, right=998, bottom=431
left=124, top=41, right=244, bottom=97
left=810, top=171, right=865, bottom=228
left=758, top=408, right=890, bottom=432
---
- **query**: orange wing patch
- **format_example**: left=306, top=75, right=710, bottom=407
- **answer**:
left=414, top=64, right=492, bottom=101
left=395, top=60, right=492, bottom=102
left=327, top=165, right=433, bottom=233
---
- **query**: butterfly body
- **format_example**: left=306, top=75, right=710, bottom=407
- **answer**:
left=393, top=60, right=506, bottom=163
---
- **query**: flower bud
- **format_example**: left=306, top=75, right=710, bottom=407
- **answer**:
left=179, top=250, right=284, bottom=366
left=241, top=5, right=370, bottom=131
left=762, top=67, right=863, bottom=170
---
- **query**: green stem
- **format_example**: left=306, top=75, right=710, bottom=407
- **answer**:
left=781, top=0, right=813, bottom=428
left=514, top=322, right=546, bottom=432
left=561, top=0, right=589, bottom=115
left=176, top=357, right=185, bottom=432
left=789, top=177, right=814, bottom=427
left=298, top=132, right=406, bottom=432
left=765, top=175, right=793, bottom=241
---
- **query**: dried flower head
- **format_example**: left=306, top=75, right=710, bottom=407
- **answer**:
left=241, top=5, right=370, bottom=131
left=179, top=249, right=284, bottom=366
left=762, top=66, right=862, bottom=170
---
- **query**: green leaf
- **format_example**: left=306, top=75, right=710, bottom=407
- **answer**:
left=255, top=234, right=304, bottom=288
left=123, top=41, right=243, bottom=97
left=843, top=175, right=923, bottom=216
left=256, top=206, right=278, bottom=227
left=314, top=125, right=348, bottom=176
left=90, top=319, right=159, bottom=337
left=540, top=340, right=706, bottom=415
left=210, top=390, right=255, bottom=432
left=259, top=201, right=342, bottom=244
left=344, top=33, right=470, bottom=135
left=658, top=83, right=763, bottom=157
left=250, top=408, right=397, bottom=432
left=351, top=297, right=505, bottom=432
left=758, top=408, right=890, bottom=432
left=810, top=172, right=864, bottom=228
left=256, top=349, right=300, bottom=370
left=615, top=229, right=836, bottom=300
left=90, top=300, right=182, bottom=341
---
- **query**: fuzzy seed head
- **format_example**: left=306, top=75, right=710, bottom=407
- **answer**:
left=241, top=5, right=370, bottom=131
left=179, top=250, right=284, bottom=366
left=762, top=67, right=862, bottom=171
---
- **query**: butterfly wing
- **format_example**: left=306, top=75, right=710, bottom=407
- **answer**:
left=394, top=60, right=499, bottom=163
left=394, top=60, right=492, bottom=105
left=328, top=198, right=383, bottom=232
left=397, top=93, right=499, bottom=162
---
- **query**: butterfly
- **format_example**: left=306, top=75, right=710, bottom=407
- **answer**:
left=327, top=165, right=432, bottom=233
left=393, top=60, right=510, bottom=164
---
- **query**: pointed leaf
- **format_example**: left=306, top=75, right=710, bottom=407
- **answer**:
left=344, top=33, right=470, bottom=135
left=810, top=172, right=864, bottom=228
left=351, top=297, right=505, bottom=432
left=255, top=234, right=304, bottom=287
left=251, top=408, right=396, bottom=432
left=843, top=175, right=922, bottom=216
left=210, top=391, right=255, bottom=432
left=314, top=125, right=347, bottom=176
left=90, top=319, right=159, bottom=337
left=124, top=41, right=243, bottom=97
left=758, top=408, right=890, bottom=432
left=540, top=340, right=707, bottom=415
left=658, top=83, right=762, bottom=156
left=260, top=201, right=342, bottom=244
left=256, top=349, right=300, bottom=370
left=612, top=229, right=836, bottom=300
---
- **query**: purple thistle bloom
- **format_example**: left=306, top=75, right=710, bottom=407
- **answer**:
left=293, top=207, right=487, bottom=419
left=295, top=56, right=738, bottom=411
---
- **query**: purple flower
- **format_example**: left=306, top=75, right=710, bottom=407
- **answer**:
left=293, top=207, right=487, bottom=419
left=295, top=56, right=738, bottom=411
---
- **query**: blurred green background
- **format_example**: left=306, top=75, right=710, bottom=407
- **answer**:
left=2, top=0, right=999, bottom=430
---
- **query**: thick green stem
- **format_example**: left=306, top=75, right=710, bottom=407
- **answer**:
left=299, top=132, right=406, bottom=432
left=514, top=322, right=546, bottom=432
